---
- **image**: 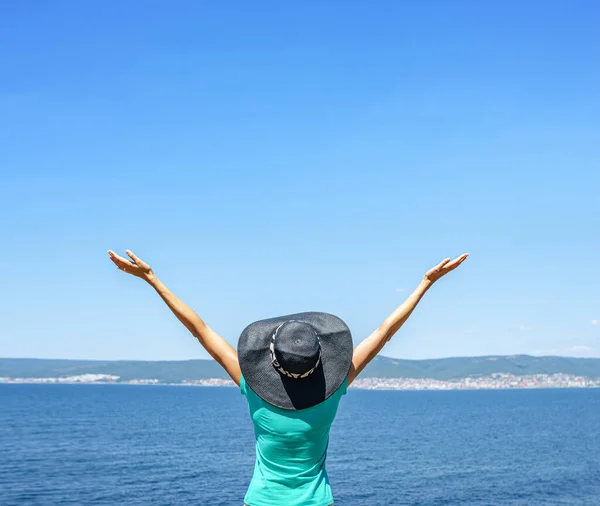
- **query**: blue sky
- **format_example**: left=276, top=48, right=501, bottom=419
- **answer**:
left=1, top=1, right=599, bottom=361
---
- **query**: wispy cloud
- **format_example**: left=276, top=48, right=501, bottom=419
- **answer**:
left=534, top=346, right=596, bottom=357
left=592, top=320, right=599, bottom=326
left=534, top=348, right=559, bottom=355
left=519, top=324, right=533, bottom=331
left=569, top=345, right=593, bottom=352
left=462, top=329, right=474, bottom=335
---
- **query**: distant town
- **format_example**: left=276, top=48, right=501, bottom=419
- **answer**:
left=2, top=372, right=599, bottom=390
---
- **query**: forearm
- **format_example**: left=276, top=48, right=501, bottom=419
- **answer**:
left=349, top=279, right=432, bottom=383
left=146, top=275, right=237, bottom=363
left=148, top=274, right=206, bottom=335
left=107, top=249, right=241, bottom=384
left=349, top=254, right=467, bottom=385
left=380, top=279, right=432, bottom=342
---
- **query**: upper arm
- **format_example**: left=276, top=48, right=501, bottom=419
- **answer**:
left=347, top=326, right=388, bottom=386
left=195, top=326, right=242, bottom=386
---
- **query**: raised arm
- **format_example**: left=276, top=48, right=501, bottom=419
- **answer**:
left=347, top=254, right=468, bottom=385
left=107, top=250, right=242, bottom=385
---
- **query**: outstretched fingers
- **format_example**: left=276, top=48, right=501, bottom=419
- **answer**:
left=126, top=250, right=151, bottom=271
left=444, top=253, right=469, bottom=272
left=126, top=250, right=141, bottom=264
left=108, top=250, right=134, bottom=272
left=424, top=253, right=469, bottom=283
left=432, top=258, right=451, bottom=273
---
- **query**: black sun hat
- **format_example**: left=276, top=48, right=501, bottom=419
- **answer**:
left=237, top=312, right=353, bottom=410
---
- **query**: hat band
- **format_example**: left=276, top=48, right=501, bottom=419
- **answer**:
left=270, top=321, right=322, bottom=380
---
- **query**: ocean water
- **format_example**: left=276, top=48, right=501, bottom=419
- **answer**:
left=1, top=385, right=599, bottom=506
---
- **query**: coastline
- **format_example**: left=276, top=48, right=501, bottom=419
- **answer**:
left=2, top=372, right=600, bottom=391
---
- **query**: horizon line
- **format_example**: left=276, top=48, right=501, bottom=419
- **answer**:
left=1, top=354, right=599, bottom=362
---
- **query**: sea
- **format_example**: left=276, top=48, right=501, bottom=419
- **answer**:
left=1, top=384, right=599, bottom=506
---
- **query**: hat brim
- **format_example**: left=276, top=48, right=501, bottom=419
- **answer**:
left=237, top=312, right=353, bottom=410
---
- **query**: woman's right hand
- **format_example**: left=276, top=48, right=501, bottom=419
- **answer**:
left=424, top=253, right=469, bottom=284
left=107, top=250, right=155, bottom=282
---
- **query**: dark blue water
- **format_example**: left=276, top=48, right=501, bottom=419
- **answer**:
left=1, top=385, right=599, bottom=505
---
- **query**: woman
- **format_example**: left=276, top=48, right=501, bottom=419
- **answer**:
left=107, top=249, right=468, bottom=506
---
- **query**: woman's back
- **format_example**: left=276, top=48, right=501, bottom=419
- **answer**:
left=241, top=375, right=348, bottom=506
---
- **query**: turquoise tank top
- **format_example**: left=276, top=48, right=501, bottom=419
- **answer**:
left=240, top=374, right=348, bottom=506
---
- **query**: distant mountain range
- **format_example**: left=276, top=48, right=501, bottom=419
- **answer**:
left=1, top=355, right=600, bottom=382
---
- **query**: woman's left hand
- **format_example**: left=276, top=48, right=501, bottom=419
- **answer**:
left=107, top=250, right=155, bottom=282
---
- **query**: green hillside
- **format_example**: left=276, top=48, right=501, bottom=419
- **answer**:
left=0, top=358, right=228, bottom=381
left=2, top=355, right=600, bottom=382
left=362, top=355, right=600, bottom=380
